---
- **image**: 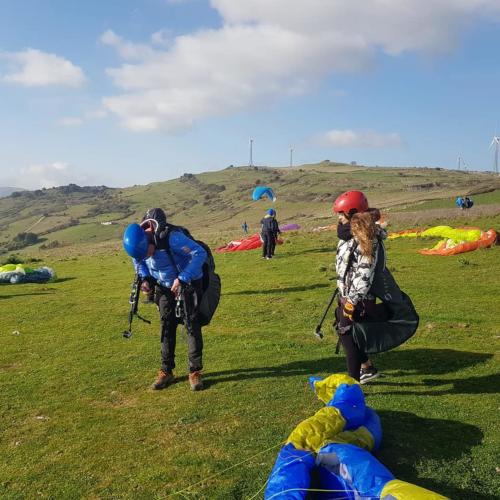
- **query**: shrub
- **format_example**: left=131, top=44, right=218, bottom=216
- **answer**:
left=8, top=232, right=40, bottom=249
left=1, top=254, right=24, bottom=265
left=40, top=240, right=61, bottom=250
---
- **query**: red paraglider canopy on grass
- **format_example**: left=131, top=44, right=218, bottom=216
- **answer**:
left=215, top=233, right=284, bottom=253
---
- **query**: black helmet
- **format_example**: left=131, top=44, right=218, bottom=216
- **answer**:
left=141, top=208, right=168, bottom=247
left=143, top=207, right=167, bottom=224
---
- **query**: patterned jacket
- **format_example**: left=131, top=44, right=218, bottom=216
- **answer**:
left=336, top=227, right=387, bottom=305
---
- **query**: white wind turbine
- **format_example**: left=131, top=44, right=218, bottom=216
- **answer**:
left=490, top=135, right=500, bottom=175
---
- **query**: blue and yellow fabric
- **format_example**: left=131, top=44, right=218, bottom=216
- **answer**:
left=264, top=374, right=446, bottom=499
left=0, top=264, right=55, bottom=284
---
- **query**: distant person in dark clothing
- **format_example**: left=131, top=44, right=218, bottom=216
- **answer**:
left=242, top=221, right=249, bottom=234
left=260, top=209, right=280, bottom=259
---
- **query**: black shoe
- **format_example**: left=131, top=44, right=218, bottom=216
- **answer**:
left=360, top=366, right=379, bottom=384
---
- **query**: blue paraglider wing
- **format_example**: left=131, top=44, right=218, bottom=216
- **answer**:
left=252, top=186, right=276, bottom=202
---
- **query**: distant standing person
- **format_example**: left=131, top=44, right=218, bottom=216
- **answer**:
left=261, top=208, right=280, bottom=259
left=242, top=221, right=249, bottom=234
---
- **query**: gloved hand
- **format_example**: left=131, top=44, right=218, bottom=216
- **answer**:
left=336, top=301, right=355, bottom=332
left=342, top=301, right=355, bottom=321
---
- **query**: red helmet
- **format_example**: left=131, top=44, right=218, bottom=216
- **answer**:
left=333, top=191, right=369, bottom=215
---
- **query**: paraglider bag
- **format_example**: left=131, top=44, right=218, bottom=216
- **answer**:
left=163, top=224, right=221, bottom=327
left=198, top=257, right=221, bottom=326
left=351, top=245, right=419, bottom=354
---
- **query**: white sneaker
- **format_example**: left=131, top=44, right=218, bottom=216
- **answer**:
left=360, top=366, right=380, bottom=384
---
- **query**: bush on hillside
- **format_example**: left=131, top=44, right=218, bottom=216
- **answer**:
left=11, top=232, right=39, bottom=248
left=40, top=240, right=62, bottom=250
left=1, top=254, right=24, bottom=265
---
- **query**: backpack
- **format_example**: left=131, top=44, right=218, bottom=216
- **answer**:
left=161, top=224, right=221, bottom=326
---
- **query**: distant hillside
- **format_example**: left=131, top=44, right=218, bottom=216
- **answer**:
left=0, top=186, right=25, bottom=198
left=0, top=163, right=499, bottom=254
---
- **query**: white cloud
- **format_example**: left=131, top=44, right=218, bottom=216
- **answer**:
left=100, top=30, right=158, bottom=60
left=0, top=49, right=85, bottom=87
left=58, top=117, right=83, bottom=127
left=151, top=29, right=172, bottom=47
left=21, top=162, right=86, bottom=189
left=85, top=109, right=108, bottom=119
left=317, top=129, right=404, bottom=149
left=101, top=0, right=500, bottom=132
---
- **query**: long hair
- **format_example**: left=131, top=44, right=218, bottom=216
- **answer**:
left=350, top=212, right=376, bottom=261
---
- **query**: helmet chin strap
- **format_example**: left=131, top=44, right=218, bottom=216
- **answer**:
left=140, top=218, right=159, bottom=232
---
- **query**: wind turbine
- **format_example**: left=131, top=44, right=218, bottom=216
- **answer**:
left=489, top=135, right=500, bottom=175
left=457, top=156, right=468, bottom=171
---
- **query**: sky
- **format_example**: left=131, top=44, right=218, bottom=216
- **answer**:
left=1, top=0, right=500, bottom=189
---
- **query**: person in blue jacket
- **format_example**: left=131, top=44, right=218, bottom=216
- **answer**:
left=133, top=208, right=207, bottom=391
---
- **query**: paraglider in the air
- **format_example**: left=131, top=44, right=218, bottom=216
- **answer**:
left=252, top=186, right=276, bottom=202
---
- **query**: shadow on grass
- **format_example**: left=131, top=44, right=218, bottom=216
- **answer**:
left=204, top=356, right=343, bottom=388
left=0, top=291, right=55, bottom=300
left=377, top=410, right=491, bottom=500
left=376, top=348, right=493, bottom=376
left=224, top=283, right=330, bottom=296
left=284, top=246, right=333, bottom=257
left=52, top=277, right=76, bottom=283
left=205, top=348, right=492, bottom=388
left=373, top=373, right=500, bottom=397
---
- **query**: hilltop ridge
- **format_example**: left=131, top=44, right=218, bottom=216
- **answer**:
left=1, top=162, right=499, bottom=254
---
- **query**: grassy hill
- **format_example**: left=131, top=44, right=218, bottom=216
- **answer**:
left=0, top=186, right=25, bottom=198
left=1, top=162, right=499, bottom=256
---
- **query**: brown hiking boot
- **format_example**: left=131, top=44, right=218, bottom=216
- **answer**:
left=188, top=371, right=204, bottom=391
left=151, top=369, right=175, bottom=390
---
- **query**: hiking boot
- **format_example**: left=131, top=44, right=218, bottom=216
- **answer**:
left=151, top=369, right=175, bottom=390
left=360, top=366, right=380, bottom=384
left=188, top=371, right=204, bottom=391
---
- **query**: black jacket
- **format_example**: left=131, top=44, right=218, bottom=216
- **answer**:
left=261, top=217, right=279, bottom=236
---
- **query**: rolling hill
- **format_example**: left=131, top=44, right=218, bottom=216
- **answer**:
left=0, top=162, right=499, bottom=255
left=0, top=186, right=25, bottom=198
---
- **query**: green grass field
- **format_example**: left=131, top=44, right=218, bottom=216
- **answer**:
left=1, top=219, right=499, bottom=499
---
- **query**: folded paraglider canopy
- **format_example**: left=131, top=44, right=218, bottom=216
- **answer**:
left=279, top=223, right=300, bottom=232
left=0, top=264, right=56, bottom=284
left=215, top=233, right=284, bottom=253
left=389, top=226, right=497, bottom=256
left=265, top=374, right=447, bottom=499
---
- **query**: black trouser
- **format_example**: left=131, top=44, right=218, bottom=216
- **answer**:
left=270, top=233, right=277, bottom=256
left=336, top=298, right=371, bottom=381
left=262, top=232, right=275, bottom=258
left=156, top=279, right=203, bottom=373
left=339, top=332, right=368, bottom=381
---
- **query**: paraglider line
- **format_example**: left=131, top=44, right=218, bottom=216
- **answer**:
left=246, top=448, right=319, bottom=500
left=168, top=442, right=283, bottom=498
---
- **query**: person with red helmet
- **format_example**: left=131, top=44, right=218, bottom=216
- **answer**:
left=332, top=191, right=382, bottom=383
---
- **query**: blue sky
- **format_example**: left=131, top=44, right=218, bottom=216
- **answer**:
left=1, top=0, right=500, bottom=189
